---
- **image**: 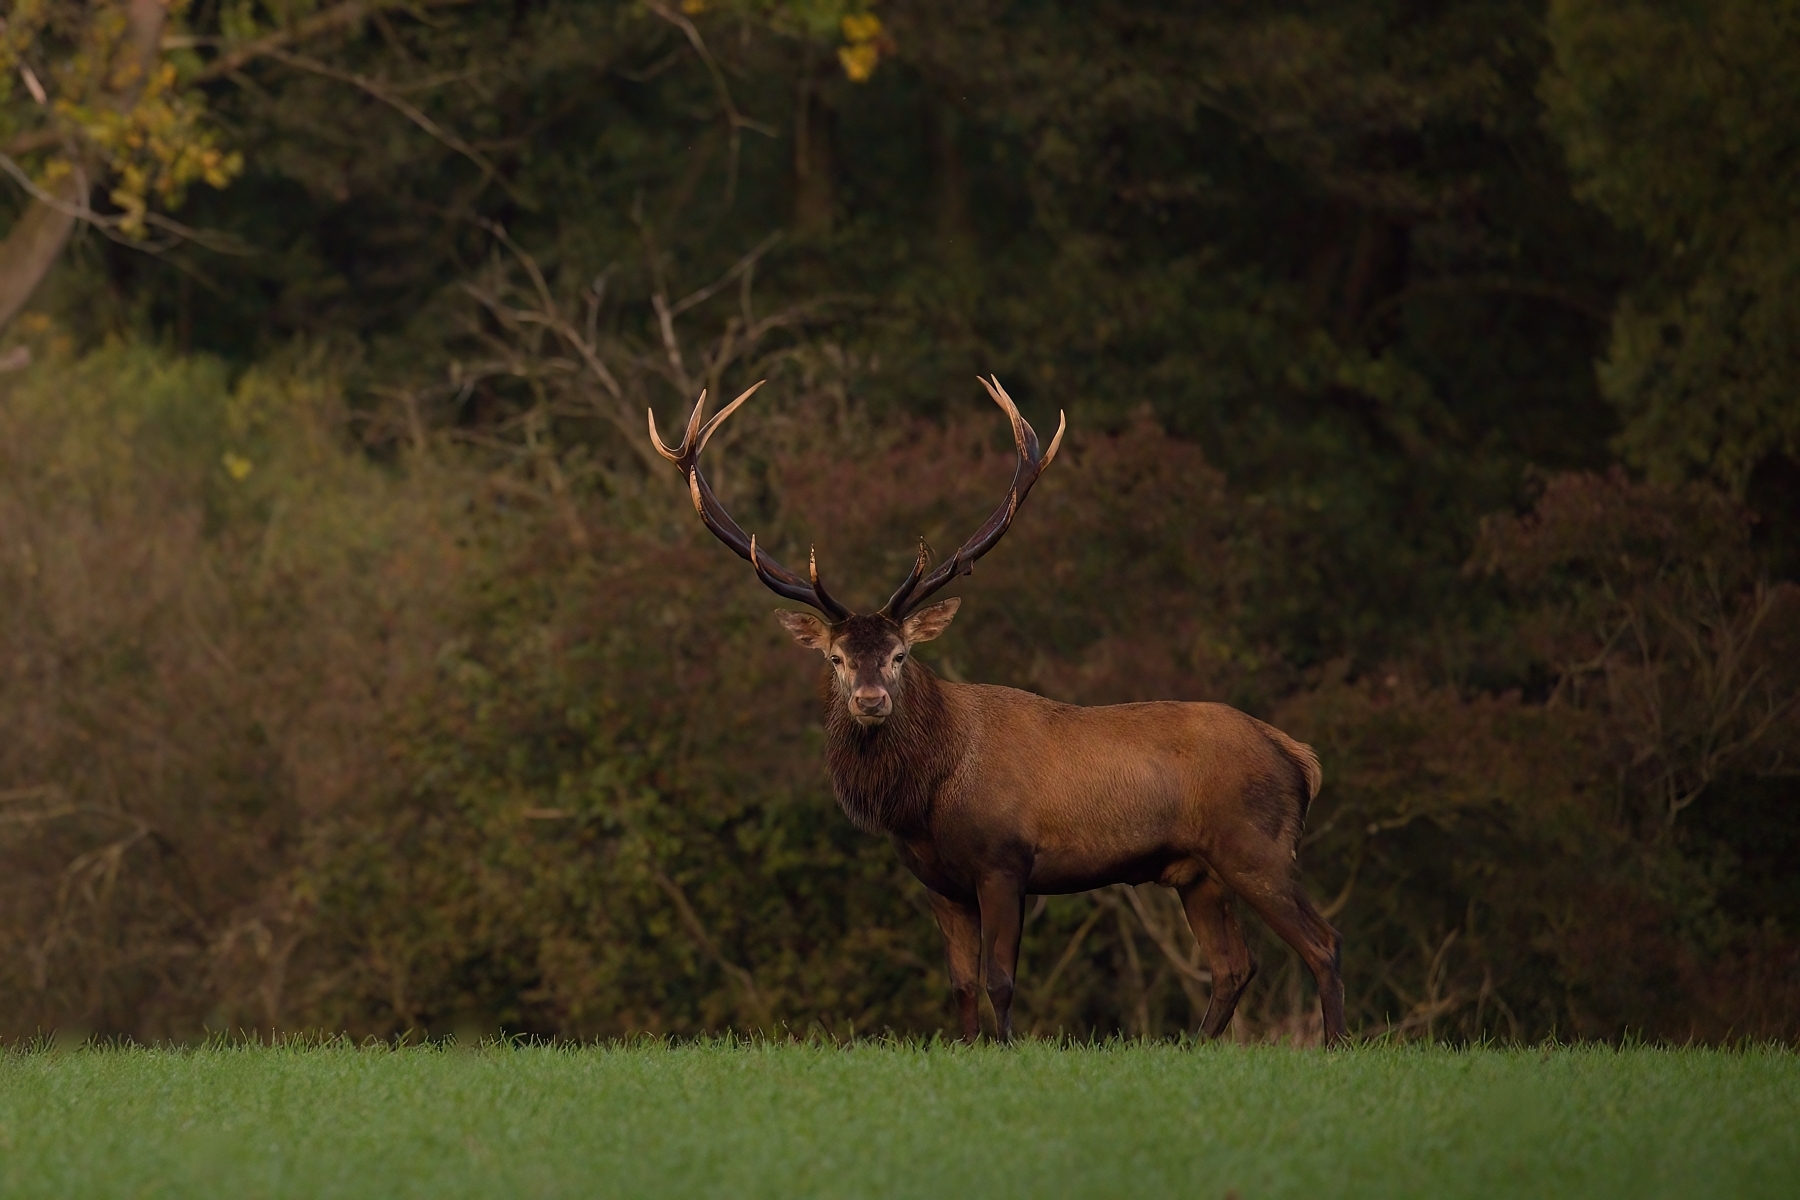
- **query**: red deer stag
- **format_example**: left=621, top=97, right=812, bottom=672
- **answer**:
left=649, top=378, right=1345, bottom=1045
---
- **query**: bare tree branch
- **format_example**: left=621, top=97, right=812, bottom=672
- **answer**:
left=187, top=0, right=476, bottom=83
left=668, top=232, right=783, bottom=320
left=0, top=152, right=254, bottom=257
left=259, top=49, right=530, bottom=209
left=1030, top=899, right=1106, bottom=1006
left=643, top=1, right=778, bottom=203
left=650, top=867, right=773, bottom=1028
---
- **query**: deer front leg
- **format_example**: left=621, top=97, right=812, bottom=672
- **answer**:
left=927, top=890, right=982, bottom=1042
left=977, top=876, right=1026, bottom=1042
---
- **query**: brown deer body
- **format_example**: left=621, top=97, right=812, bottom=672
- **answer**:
left=651, top=380, right=1345, bottom=1045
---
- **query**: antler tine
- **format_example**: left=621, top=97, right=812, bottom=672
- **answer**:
left=749, top=534, right=797, bottom=600
left=647, top=389, right=702, bottom=464
left=808, top=546, right=849, bottom=617
left=650, top=382, right=851, bottom=621
left=1042, top=408, right=1067, bottom=472
left=648, top=380, right=765, bottom=465
left=881, top=539, right=931, bottom=618
left=881, top=376, right=1065, bottom=620
left=977, top=375, right=1036, bottom=461
left=977, top=374, right=1066, bottom=472
left=698, top=380, right=765, bottom=453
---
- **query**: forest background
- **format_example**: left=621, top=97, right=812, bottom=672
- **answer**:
left=1, top=0, right=1797, bottom=1044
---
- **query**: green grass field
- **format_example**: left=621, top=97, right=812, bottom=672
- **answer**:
left=0, top=1040, right=1794, bottom=1198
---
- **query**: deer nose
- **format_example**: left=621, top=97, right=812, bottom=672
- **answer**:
left=853, top=687, right=890, bottom=717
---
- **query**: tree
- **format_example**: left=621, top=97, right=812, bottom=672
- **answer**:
left=0, top=0, right=241, bottom=330
left=1545, top=0, right=1800, bottom=491
left=0, top=0, right=523, bottom=334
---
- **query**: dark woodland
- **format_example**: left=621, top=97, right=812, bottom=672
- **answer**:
left=1, top=0, right=1797, bottom=1043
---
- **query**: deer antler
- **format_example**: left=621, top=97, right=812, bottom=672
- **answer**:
left=881, top=376, right=1064, bottom=620
left=651, top=377, right=1061, bottom=623
left=648, top=383, right=852, bottom=620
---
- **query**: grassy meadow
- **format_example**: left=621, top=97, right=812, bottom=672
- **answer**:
left=0, top=1040, right=1794, bottom=1199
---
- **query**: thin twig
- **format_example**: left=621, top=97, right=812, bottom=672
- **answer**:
left=260, top=48, right=530, bottom=208
left=0, top=152, right=252, bottom=255
left=1032, top=900, right=1106, bottom=1002
left=651, top=867, right=773, bottom=1028
left=668, top=231, right=783, bottom=319
left=1115, top=885, right=1212, bottom=987
left=188, top=0, right=476, bottom=83
left=643, top=1, right=778, bottom=203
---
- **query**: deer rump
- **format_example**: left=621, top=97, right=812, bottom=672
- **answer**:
left=651, top=377, right=1346, bottom=1045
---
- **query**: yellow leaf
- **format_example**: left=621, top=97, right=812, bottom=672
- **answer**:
left=841, top=13, right=883, bottom=44
left=222, top=452, right=253, bottom=481
left=838, top=42, right=879, bottom=83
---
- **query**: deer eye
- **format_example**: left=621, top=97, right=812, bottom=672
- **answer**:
left=893, top=653, right=906, bottom=664
left=829, top=655, right=843, bottom=665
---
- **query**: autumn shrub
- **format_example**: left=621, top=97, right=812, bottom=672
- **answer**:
left=0, top=337, right=469, bottom=1036
left=1250, top=471, right=1800, bottom=1042
left=2, top=339, right=1795, bottom=1043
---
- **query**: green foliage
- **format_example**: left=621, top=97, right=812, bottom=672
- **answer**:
left=1545, top=0, right=1800, bottom=488
left=1, top=0, right=241, bottom=237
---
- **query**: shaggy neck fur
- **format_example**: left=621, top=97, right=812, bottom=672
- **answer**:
left=823, top=659, right=958, bottom=835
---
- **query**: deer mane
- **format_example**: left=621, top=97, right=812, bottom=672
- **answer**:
left=822, top=659, right=957, bottom=835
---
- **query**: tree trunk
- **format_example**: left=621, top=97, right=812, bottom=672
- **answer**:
left=927, top=95, right=973, bottom=266
left=793, top=70, right=837, bottom=237
left=0, top=175, right=81, bottom=332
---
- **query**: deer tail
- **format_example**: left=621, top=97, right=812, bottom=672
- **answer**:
left=1255, top=721, right=1323, bottom=826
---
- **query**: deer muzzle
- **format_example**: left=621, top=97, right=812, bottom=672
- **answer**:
left=851, top=686, right=892, bottom=723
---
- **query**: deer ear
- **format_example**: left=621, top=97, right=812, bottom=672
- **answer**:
left=775, top=609, right=831, bottom=650
left=901, top=597, right=960, bottom=644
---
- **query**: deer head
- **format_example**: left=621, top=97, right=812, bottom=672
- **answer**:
left=648, top=377, right=1064, bottom=725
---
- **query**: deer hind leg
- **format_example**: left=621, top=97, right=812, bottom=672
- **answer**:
left=927, top=890, right=983, bottom=1043
left=1180, top=874, right=1259, bottom=1039
left=976, top=875, right=1026, bottom=1042
left=1232, top=877, right=1346, bottom=1046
